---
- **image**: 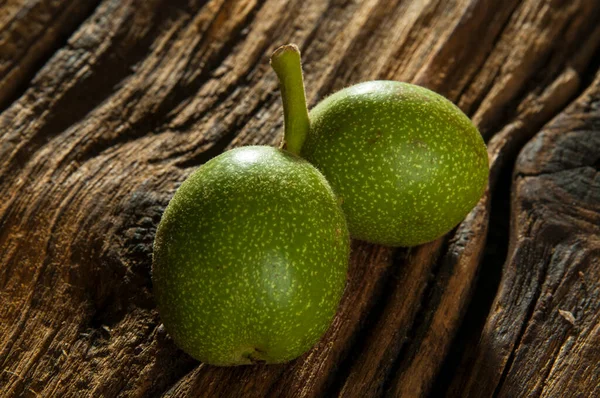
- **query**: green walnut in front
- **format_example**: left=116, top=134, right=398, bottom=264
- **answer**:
left=300, top=81, right=489, bottom=246
left=152, top=146, right=349, bottom=366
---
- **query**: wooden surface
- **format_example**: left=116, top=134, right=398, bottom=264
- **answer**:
left=0, top=0, right=599, bottom=397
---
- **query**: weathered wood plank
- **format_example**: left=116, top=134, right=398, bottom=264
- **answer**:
left=335, top=1, right=600, bottom=396
left=0, top=0, right=99, bottom=109
left=0, top=0, right=599, bottom=397
left=447, top=71, right=600, bottom=398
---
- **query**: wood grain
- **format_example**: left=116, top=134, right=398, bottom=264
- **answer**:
left=448, top=71, right=600, bottom=398
left=0, top=0, right=599, bottom=396
left=0, top=0, right=99, bottom=109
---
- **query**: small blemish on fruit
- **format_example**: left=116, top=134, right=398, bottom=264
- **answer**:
left=411, top=138, right=428, bottom=149
left=367, top=130, right=383, bottom=145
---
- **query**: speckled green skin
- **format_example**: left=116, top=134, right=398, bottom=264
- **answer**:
left=301, top=81, right=489, bottom=247
left=152, top=146, right=349, bottom=366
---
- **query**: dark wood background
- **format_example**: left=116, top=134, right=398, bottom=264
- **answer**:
left=1, top=0, right=599, bottom=397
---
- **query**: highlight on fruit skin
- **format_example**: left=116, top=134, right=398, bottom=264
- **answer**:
left=300, top=80, right=489, bottom=246
left=152, top=146, right=350, bottom=366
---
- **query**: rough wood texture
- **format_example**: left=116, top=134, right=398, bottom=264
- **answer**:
left=0, top=0, right=99, bottom=108
left=0, top=0, right=599, bottom=397
left=447, top=72, right=600, bottom=398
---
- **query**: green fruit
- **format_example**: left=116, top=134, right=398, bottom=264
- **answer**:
left=300, top=81, right=489, bottom=246
left=152, top=146, right=349, bottom=366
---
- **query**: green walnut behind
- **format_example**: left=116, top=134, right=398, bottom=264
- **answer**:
left=301, top=81, right=489, bottom=246
left=152, top=146, right=349, bottom=366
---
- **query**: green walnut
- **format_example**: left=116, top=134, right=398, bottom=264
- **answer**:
left=152, top=146, right=349, bottom=366
left=272, top=45, right=488, bottom=246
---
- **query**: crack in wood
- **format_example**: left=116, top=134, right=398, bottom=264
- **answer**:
left=491, top=247, right=554, bottom=398
left=0, top=0, right=103, bottom=112
left=323, top=248, right=409, bottom=397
